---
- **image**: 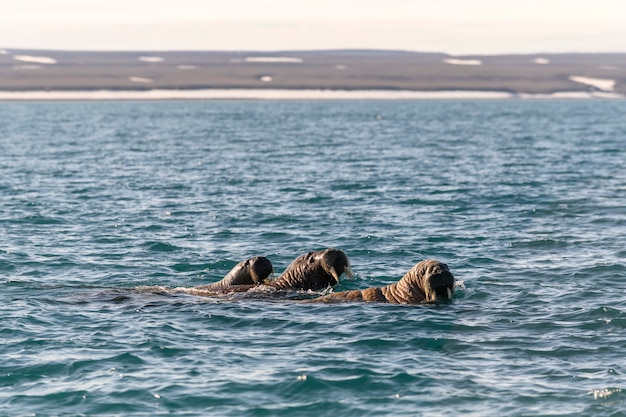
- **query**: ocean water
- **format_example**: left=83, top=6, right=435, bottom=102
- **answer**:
left=1, top=99, right=626, bottom=416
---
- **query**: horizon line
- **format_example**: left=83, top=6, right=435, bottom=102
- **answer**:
left=3, top=47, right=626, bottom=56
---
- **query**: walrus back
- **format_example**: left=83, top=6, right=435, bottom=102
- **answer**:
left=270, top=262, right=332, bottom=291
left=309, top=287, right=386, bottom=303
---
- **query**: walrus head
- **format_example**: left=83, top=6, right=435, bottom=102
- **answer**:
left=193, top=256, right=274, bottom=290
left=245, top=256, right=275, bottom=284
left=383, top=259, right=454, bottom=303
left=269, top=248, right=354, bottom=291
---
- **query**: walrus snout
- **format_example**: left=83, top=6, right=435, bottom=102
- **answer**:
left=422, top=267, right=455, bottom=302
left=249, top=256, right=274, bottom=284
left=322, top=248, right=354, bottom=284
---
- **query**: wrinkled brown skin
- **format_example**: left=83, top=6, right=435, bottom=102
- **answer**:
left=191, top=256, right=273, bottom=291
left=311, top=259, right=454, bottom=304
left=266, top=248, right=353, bottom=291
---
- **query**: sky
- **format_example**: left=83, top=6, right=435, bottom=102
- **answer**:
left=2, top=0, right=626, bottom=54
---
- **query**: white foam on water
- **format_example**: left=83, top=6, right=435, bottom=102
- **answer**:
left=129, top=76, right=154, bottom=84
left=569, top=75, right=615, bottom=91
left=177, top=65, right=196, bottom=70
left=0, top=49, right=8, bottom=55
left=589, top=388, right=622, bottom=400
left=138, top=56, right=164, bottom=63
left=335, top=65, right=347, bottom=70
left=533, top=58, right=550, bottom=64
left=444, top=58, right=482, bottom=66
left=244, top=57, right=303, bottom=63
left=13, top=55, right=57, bottom=64
left=259, top=76, right=273, bottom=83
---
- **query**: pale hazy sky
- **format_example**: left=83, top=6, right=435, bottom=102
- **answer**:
left=2, top=0, right=626, bottom=54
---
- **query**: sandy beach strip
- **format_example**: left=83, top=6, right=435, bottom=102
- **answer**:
left=0, top=89, right=623, bottom=101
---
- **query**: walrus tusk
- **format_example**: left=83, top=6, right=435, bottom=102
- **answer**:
left=447, top=288, right=452, bottom=299
left=332, top=265, right=354, bottom=282
left=344, top=266, right=354, bottom=279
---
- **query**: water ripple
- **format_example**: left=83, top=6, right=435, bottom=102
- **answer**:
left=2, top=100, right=626, bottom=416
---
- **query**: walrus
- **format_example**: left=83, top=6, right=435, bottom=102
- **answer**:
left=180, top=256, right=273, bottom=296
left=267, top=248, right=353, bottom=291
left=309, top=259, right=454, bottom=304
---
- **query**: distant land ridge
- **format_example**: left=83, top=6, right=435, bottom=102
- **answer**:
left=1, top=49, right=625, bottom=94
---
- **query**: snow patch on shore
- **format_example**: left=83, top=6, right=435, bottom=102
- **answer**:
left=444, top=58, right=482, bottom=66
left=138, top=56, right=164, bottom=63
left=245, top=57, right=303, bottom=63
left=13, top=55, right=57, bottom=64
left=569, top=76, right=615, bottom=91
left=129, top=76, right=154, bottom=84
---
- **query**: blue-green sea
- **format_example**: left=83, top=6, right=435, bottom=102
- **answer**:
left=2, top=99, right=626, bottom=416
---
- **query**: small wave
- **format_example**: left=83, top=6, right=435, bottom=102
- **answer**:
left=509, top=238, right=569, bottom=249
left=142, top=241, right=182, bottom=252
left=0, top=259, right=16, bottom=272
left=170, top=262, right=215, bottom=273
left=21, top=214, right=64, bottom=225
left=582, top=306, right=626, bottom=329
left=573, top=263, right=626, bottom=276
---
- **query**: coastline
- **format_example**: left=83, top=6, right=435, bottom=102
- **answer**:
left=0, top=88, right=623, bottom=101
left=2, top=49, right=625, bottom=99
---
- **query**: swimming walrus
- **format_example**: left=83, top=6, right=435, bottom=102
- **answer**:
left=309, top=259, right=454, bottom=304
left=181, top=256, right=273, bottom=295
left=267, top=248, right=353, bottom=291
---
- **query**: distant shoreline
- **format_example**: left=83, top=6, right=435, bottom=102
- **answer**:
left=0, top=88, right=623, bottom=101
left=1, top=49, right=624, bottom=96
